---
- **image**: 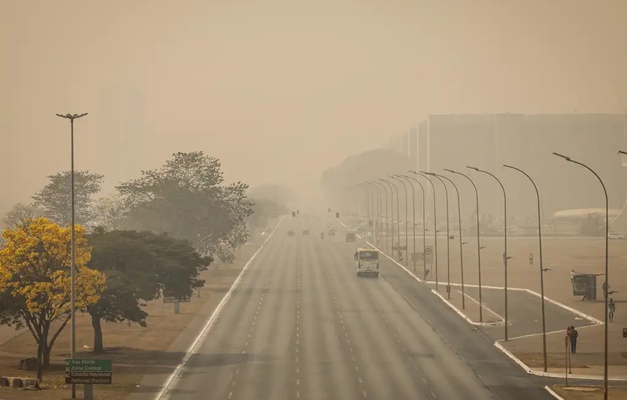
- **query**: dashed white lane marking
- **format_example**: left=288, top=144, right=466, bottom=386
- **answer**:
left=229, top=268, right=275, bottom=399
left=325, top=273, right=368, bottom=398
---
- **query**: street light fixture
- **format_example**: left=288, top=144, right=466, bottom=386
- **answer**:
left=423, top=171, right=452, bottom=299
left=55, top=112, right=88, bottom=399
left=503, top=164, right=547, bottom=372
left=377, top=180, right=392, bottom=254
left=445, top=169, right=484, bottom=322
left=439, top=172, right=466, bottom=309
left=382, top=179, right=401, bottom=260
left=391, top=175, right=409, bottom=265
left=387, top=178, right=402, bottom=260
left=402, top=175, right=427, bottom=278
left=556, top=152, right=610, bottom=398
left=410, top=171, right=439, bottom=289
left=468, top=166, right=511, bottom=341
left=366, top=182, right=383, bottom=244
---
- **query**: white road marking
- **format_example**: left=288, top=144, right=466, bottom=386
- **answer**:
left=154, top=218, right=284, bottom=400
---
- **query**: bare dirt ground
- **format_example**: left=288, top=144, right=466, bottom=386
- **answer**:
left=552, top=385, right=627, bottom=399
left=0, top=242, right=261, bottom=400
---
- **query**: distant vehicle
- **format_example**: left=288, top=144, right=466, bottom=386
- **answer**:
left=328, top=229, right=336, bottom=236
left=346, top=232, right=356, bottom=242
left=287, top=230, right=295, bottom=237
left=354, top=248, right=379, bottom=277
left=609, top=233, right=625, bottom=240
left=302, top=230, right=310, bottom=235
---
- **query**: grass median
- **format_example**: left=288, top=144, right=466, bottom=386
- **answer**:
left=0, top=243, right=261, bottom=400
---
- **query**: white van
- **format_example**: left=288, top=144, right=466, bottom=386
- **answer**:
left=354, top=248, right=379, bottom=277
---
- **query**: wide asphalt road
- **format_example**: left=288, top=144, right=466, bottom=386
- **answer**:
left=160, top=216, right=555, bottom=400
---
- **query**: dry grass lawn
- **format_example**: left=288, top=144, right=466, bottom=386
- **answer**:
left=552, top=385, right=627, bottom=399
left=0, top=244, right=260, bottom=400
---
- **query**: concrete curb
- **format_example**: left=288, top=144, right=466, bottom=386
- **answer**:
left=154, top=217, right=284, bottom=400
left=346, top=228, right=624, bottom=382
left=545, top=386, right=565, bottom=399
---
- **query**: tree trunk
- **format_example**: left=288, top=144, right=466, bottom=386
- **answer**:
left=42, top=341, right=50, bottom=367
left=36, top=341, right=43, bottom=381
left=91, top=313, right=105, bottom=353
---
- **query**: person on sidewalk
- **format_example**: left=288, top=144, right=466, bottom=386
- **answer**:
left=570, top=326, right=578, bottom=354
left=609, top=298, right=616, bottom=322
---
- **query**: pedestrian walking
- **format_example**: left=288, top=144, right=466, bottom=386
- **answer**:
left=609, top=298, right=616, bottom=322
left=570, top=326, right=578, bottom=354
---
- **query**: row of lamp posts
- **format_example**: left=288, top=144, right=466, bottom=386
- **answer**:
left=358, top=152, right=614, bottom=399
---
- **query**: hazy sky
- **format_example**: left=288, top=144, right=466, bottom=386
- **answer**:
left=2, top=0, right=626, bottom=214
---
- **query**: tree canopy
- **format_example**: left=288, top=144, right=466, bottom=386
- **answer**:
left=116, top=152, right=253, bottom=259
left=86, top=229, right=212, bottom=352
left=2, top=202, right=44, bottom=228
left=0, top=218, right=106, bottom=378
left=32, top=170, right=104, bottom=226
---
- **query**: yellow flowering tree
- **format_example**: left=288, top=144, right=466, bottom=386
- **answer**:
left=0, top=218, right=106, bottom=380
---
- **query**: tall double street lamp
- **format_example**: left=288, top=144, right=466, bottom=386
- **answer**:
left=366, top=182, right=383, bottom=245
left=381, top=179, right=400, bottom=260
left=411, top=171, right=439, bottom=288
left=468, top=166, right=511, bottom=341
left=440, top=173, right=466, bottom=309
left=358, top=184, right=370, bottom=226
left=402, top=175, right=427, bottom=277
left=556, top=153, right=610, bottom=399
left=446, top=169, right=483, bottom=322
left=388, top=178, right=402, bottom=260
left=56, top=112, right=88, bottom=399
left=423, top=171, right=451, bottom=299
left=377, top=180, right=392, bottom=253
left=391, top=176, right=409, bottom=265
left=503, top=164, right=547, bottom=372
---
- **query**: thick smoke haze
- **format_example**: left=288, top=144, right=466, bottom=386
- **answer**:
left=2, top=0, right=626, bottom=215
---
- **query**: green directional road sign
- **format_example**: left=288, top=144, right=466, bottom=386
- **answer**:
left=65, top=359, right=112, bottom=384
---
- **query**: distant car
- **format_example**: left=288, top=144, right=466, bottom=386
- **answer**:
left=328, top=229, right=336, bottom=236
left=609, top=233, right=625, bottom=240
left=346, top=232, right=357, bottom=242
left=302, top=230, right=310, bottom=235
left=287, top=230, right=295, bottom=236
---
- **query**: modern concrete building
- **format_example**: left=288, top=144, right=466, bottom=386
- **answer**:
left=416, top=113, right=627, bottom=229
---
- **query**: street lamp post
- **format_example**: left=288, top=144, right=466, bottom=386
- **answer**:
left=424, top=171, right=451, bottom=299
left=381, top=179, right=399, bottom=259
left=374, top=181, right=391, bottom=253
left=366, top=182, right=382, bottom=244
left=446, top=169, right=483, bottom=322
left=411, top=171, right=438, bottom=288
left=440, top=173, right=466, bottom=309
left=556, top=152, right=610, bottom=399
left=387, top=178, right=402, bottom=260
left=391, top=176, right=409, bottom=265
left=56, top=112, right=88, bottom=399
left=468, top=166, right=510, bottom=341
left=503, top=164, right=547, bottom=372
left=359, top=183, right=373, bottom=235
left=403, top=175, right=427, bottom=278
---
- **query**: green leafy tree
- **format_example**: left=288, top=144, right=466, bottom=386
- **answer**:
left=32, top=170, right=104, bottom=226
left=87, top=228, right=212, bottom=353
left=117, top=152, right=253, bottom=258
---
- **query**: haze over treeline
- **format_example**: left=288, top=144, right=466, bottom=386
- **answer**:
left=2, top=0, right=626, bottom=216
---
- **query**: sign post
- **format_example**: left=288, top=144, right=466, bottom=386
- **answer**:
left=65, top=359, right=112, bottom=399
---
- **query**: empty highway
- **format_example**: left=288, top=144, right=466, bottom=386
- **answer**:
left=160, top=216, right=555, bottom=400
